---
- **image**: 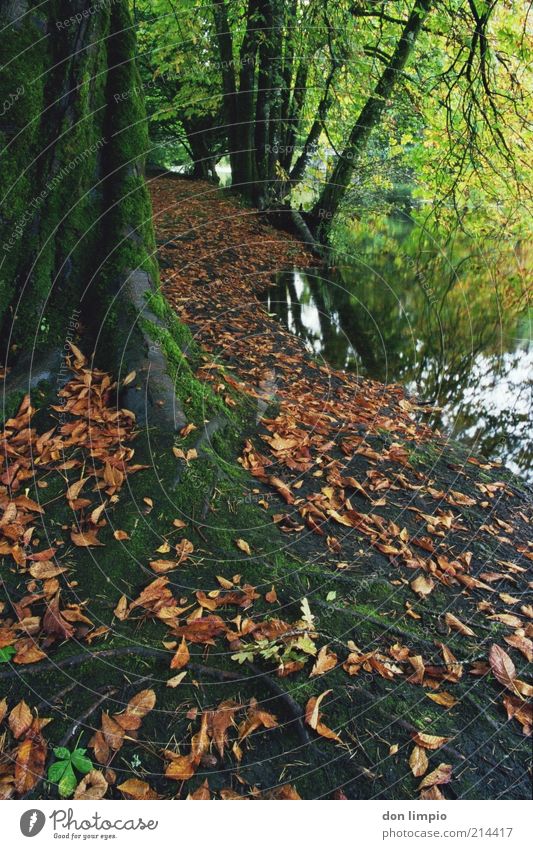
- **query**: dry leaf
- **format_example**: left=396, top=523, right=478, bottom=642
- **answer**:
left=9, top=701, right=32, bottom=739
left=170, top=638, right=190, bottom=670
left=235, top=538, right=251, bottom=555
left=444, top=612, right=475, bottom=637
left=113, top=595, right=128, bottom=621
left=411, top=575, right=435, bottom=598
left=117, top=778, right=159, bottom=799
left=188, top=779, right=210, bottom=800
left=310, top=645, right=338, bottom=678
left=167, top=671, right=187, bottom=688
left=489, top=644, right=519, bottom=695
left=418, top=762, right=452, bottom=789
left=426, top=691, right=458, bottom=708
left=412, top=732, right=450, bottom=750
left=304, top=690, right=341, bottom=742
left=74, top=770, right=108, bottom=800
left=409, top=745, right=428, bottom=777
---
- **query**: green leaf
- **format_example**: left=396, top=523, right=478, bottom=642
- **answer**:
left=47, top=760, right=69, bottom=784
left=58, top=763, right=78, bottom=799
left=326, top=591, right=337, bottom=602
left=52, top=747, right=71, bottom=760
left=71, top=749, right=93, bottom=775
left=0, top=646, right=16, bottom=663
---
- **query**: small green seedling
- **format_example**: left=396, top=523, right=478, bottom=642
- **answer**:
left=0, top=646, right=16, bottom=663
left=47, top=741, right=93, bottom=798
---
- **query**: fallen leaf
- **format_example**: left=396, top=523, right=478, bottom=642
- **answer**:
left=310, top=645, right=338, bottom=677
left=235, top=538, right=251, bottom=555
left=489, top=644, right=519, bottom=695
left=188, top=779, right=210, bottom=800
left=71, top=529, right=104, bottom=547
left=418, top=763, right=452, bottom=789
left=426, top=692, right=458, bottom=708
left=304, top=690, right=341, bottom=742
left=117, top=778, right=159, bottom=799
left=113, top=595, right=128, bottom=621
left=166, top=671, right=187, bottom=688
left=412, top=732, right=450, bottom=750
left=411, top=575, right=435, bottom=598
left=444, top=612, right=475, bottom=637
left=170, top=638, right=190, bottom=670
left=74, top=770, right=108, bottom=800
left=9, top=700, right=32, bottom=739
left=409, top=745, right=428, bottom=777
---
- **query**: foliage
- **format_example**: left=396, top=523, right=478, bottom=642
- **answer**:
left=47, top=745, right=93, bottom=799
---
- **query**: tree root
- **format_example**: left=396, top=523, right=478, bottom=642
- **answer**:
left=2, top=647, right=310, bottom=747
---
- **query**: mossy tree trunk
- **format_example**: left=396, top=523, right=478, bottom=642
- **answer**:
left=0, top=0, right=156, bottom=372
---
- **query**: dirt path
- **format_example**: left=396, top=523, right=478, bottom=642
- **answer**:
left=149, top=174, right=533, bottom=798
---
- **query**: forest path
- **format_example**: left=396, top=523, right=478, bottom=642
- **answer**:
left=148, top=173, right=533, bottom=799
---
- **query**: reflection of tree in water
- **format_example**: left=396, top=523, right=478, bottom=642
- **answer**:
left=262, top=229, right=531, bottom=478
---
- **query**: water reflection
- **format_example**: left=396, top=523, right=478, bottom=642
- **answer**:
left=262, top=224, right=532, bottom=480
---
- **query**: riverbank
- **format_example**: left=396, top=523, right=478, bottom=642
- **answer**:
left=0, top=174, right=530, bottom=801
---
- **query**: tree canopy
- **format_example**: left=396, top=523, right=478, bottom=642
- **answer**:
left=134, top=0, right=532, bottom=239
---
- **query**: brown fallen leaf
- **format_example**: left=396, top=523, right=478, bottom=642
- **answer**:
left=235, top=538, right=252, bottom=555
left=13, top=640, right=47, bottom=665
left=210, top=700, right=240, bottom=757
left=126, top=689, right=156, bottom=719
left=426, top=691, right=458, bottom=708
left=420, top=785, right=445, bottom=800
left=188, top=779, right=210, bottom=800
left=418, top=762, right=453, bottom=789
left=265, top=585, right=278, bottom=603
left=149, top=559, right=181, bottom=574
left=411, top=574, right=435, bottom=598
left=166, top=671, right=187, bottom=688
left=412, top=732, right=450, bottom=750
left=43, top=592, right=75, bottom=641
left=176, top=538, right=194, bottom=564
left=444, top=612, right=475, bottom=637
left=165, top=754, right=197, bottom=781
left=117, top=778, right=159, bottom=799
left=113, top=595, right=128, bottom=621
left=29, top=562, right=67, bottom=580
left=14, top=730, right=47, bottom=794
left=502, top=695, right=532, bottom=735
left=489, top=644, right=520, bottom=696
left=310, top=645, right=338, bottom=677
left=170, top=637, right=190, bottom=670
left=9, top=700, right=32, bottom=739
left=503, top=634, right=533, bottom=663
left=74, top=770, right=108, bottom=800
left=409, top=745, right=428, bottom=777
left=238, top=699, right=278, bottom=741
left=71, top=529, right=104, bottom=547
left=305, top=690, right=341, bottom=742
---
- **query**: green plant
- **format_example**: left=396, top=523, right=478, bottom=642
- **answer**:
left=0, top=646, right=16, bottom=663
left=47, top=741, right=93, bottom=798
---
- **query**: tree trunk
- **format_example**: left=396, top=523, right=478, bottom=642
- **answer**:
left=0, top=0, right=179, bottom=431
left=311, top=0, right=432, bottom=238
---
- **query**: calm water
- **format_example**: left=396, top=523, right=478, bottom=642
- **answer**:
left=262, top=219, right=532, bottom=481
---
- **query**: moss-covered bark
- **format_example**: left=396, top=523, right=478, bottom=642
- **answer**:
left=0, top=0, right=155, bottom=365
